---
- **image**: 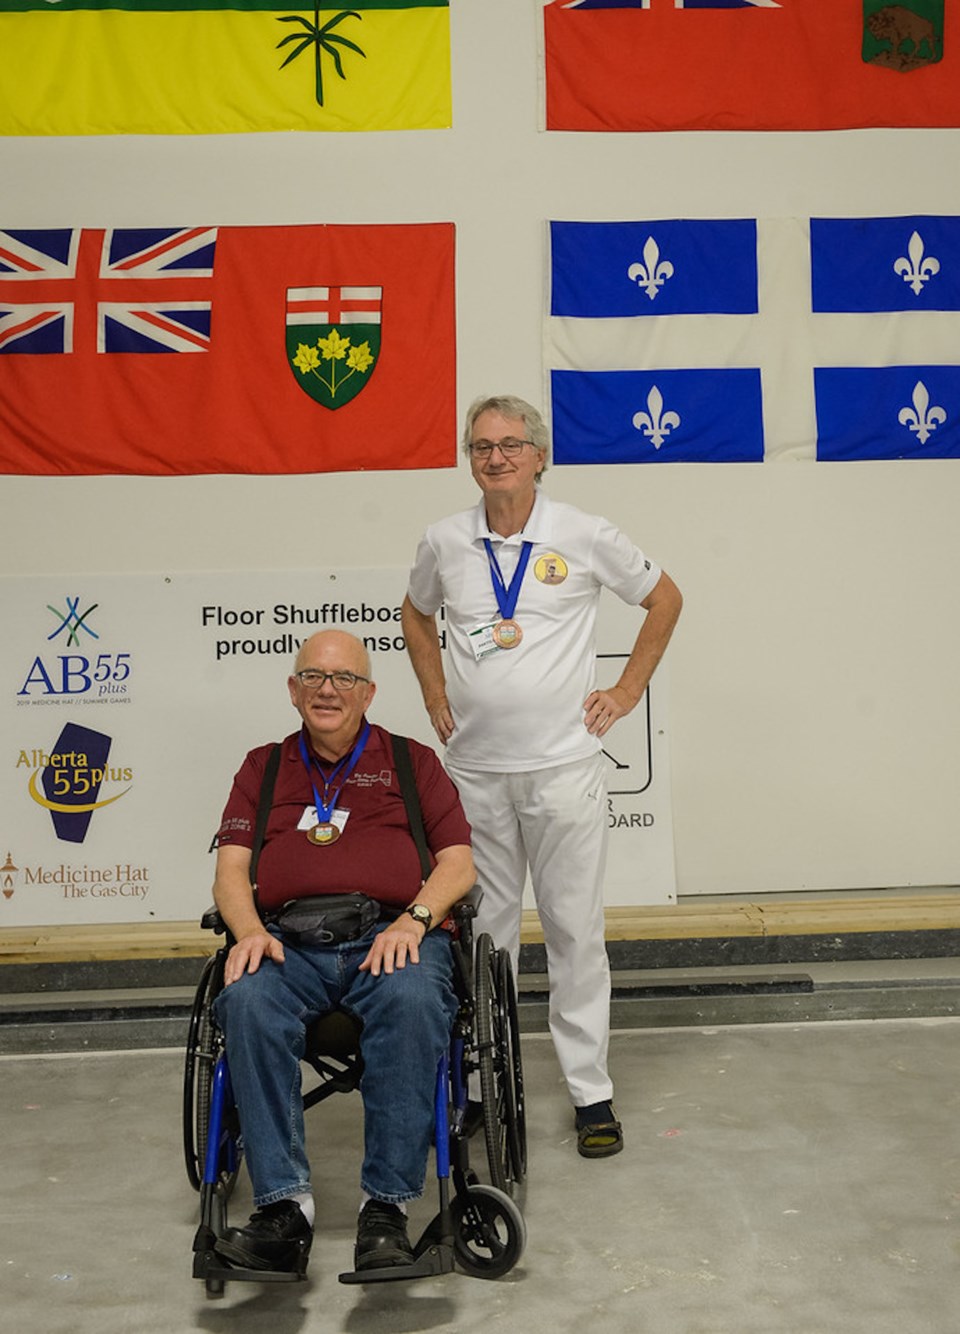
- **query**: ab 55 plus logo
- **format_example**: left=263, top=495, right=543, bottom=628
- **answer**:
left=16, top=595, right=132, bottom=703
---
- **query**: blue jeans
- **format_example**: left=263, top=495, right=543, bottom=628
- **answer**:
left=213, top=924, right=457, bottom=1207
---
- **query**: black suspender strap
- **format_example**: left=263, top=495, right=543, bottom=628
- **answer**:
left=250, top=744, right=281, bottom=888
left=391, top=733, right=432, bottom=883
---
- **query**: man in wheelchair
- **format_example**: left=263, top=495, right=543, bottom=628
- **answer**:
left=209, top=629, right=475, bottom=1278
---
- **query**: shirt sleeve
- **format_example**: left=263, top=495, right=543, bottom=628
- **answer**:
left=590, top=516, right=662, bottom=606
left=406, top=529, right=444, bottom=616
left=215, top=745, right=269, bottom=848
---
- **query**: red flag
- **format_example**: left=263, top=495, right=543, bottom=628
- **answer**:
left=0, top=222, right=456, bottom=475
left=544, top=2, right=960, bottom=132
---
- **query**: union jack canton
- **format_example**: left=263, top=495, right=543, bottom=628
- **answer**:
left=0, top=227, right=218, bottom=354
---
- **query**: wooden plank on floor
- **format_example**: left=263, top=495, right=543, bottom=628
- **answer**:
left=2, top=892, right=960, bottom=964
left=0, top=921, right=214, bottom=965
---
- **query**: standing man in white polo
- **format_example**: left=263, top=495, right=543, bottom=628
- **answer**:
left=402, top=394, right=682, bottom=1157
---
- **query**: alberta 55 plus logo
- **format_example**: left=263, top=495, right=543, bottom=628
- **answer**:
left=16, top=594, right=132, bottom=704
left=11, top=595, right=135, bottom=845
left=16, top=722, right=133, bottom=845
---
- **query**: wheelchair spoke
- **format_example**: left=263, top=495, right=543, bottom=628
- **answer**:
left=475, top=934, right=509, bottom=1192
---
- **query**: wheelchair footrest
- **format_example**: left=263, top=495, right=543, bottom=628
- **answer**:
left=193, top=1249, right=309, bottom=1285
left=338, top=1243, right=455, bottom=1285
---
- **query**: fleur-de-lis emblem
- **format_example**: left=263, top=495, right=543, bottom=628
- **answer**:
left=632, top=385, right=681, bottom=451
left=628, top=236, right=674, bottom=302
left=893, top=231, right=941, bottom=297
left=898, top=380, right=947, bottom=446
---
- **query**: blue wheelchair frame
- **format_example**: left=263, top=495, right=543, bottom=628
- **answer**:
left=186, top=908, right=526, bottom=1297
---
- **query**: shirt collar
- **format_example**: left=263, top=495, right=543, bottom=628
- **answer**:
left=471, top=490, right=551, bottom=545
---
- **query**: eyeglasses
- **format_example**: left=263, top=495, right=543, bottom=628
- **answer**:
left=468, top=437, right=534, bottom=459
left=293, top=670, right=371, bottom=691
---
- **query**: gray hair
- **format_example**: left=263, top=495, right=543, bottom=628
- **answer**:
left=461, top=394, right=550, bottom=479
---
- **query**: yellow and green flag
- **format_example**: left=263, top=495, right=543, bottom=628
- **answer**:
left=0, top=1, right=450, bottom=135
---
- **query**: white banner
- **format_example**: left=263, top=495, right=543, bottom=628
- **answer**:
left=1, top=569, right=675, bottom=926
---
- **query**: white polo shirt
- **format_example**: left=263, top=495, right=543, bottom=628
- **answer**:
left=406, top=491, right=662, bottom=773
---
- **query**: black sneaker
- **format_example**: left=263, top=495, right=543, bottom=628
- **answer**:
left=354, top=1199, right=414, bottom=1271
left=215, top=1199, right=313, bottom=1272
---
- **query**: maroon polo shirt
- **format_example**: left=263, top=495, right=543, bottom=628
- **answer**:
left=216, top=722, right=471, bottom=913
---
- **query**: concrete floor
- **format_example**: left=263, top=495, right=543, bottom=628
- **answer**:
left=3, top=1018, right=960, bottom=1334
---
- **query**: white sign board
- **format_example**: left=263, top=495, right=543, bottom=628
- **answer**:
left=1, top=569, right=675, bottom=926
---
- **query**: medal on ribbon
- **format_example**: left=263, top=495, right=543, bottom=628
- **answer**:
left=298, top=723, right=370, bottom=846
left=306, top=822, right=341, bottom=846
left=484, top=538, right=533, bottom=651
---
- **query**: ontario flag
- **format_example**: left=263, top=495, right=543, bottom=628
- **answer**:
left=543, top=1, right=958, bottom=132
left=0, top=222, right=456, bottom=475
left=546, top=216, right=960, bottom=464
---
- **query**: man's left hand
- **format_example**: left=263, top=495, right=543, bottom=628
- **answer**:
left=359, top=916, right=426, bottom=977
left=583, top=684, right=635, bottom=737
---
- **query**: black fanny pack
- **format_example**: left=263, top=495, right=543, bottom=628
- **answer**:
left=270, top=893, right=382, bottom=946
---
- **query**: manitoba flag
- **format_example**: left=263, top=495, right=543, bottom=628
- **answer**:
left=544, top=0, right=958, bottom=132
left=0, top=222, right=456, bottom=476
left=545, top=215, right=960, bottom=464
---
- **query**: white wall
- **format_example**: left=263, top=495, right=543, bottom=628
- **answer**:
left=2, top=0, right=959, bottom=897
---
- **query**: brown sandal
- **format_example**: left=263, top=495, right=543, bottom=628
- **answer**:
left=576, top=1113, right=623, bottom=1158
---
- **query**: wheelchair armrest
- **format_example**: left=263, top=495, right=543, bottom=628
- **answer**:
left=200, top=905, right=226, bottom=934
left=451, top=885, right=482, bottom=928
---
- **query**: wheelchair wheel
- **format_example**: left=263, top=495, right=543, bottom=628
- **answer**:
left=495, top=947, right=527, bottom=1184
left=475, top=934, right=525, bottom=1193
left=451, top=1184, right=526, bottom=1280
left=183, top=951, right=236, bottom=1193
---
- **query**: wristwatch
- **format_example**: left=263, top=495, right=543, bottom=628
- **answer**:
left=405, top=903, right=433, bottom=932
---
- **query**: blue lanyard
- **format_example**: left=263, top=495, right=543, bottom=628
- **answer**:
left=298, top=721, right=370, bottom=825
left=483, top=538, right=533, bottom=621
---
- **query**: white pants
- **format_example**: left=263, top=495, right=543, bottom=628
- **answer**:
left=446, top=752, right=612, bottom=1108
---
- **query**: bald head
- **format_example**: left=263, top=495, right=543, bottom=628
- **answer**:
left=293, top=630, right=371, bottom=680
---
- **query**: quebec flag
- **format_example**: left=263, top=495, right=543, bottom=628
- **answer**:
left=548, top=218, right=765, bottom=464
left=812, top=217, right=960, bottom=461
left=545, top=215, right=960, bottom=464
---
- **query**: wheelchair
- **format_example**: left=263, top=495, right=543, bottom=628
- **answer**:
left=183, top=895, right=527, bottom=1296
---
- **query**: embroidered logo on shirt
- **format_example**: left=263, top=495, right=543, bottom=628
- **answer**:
left=534, top=553, right=569, bottom=585
left=348, top=769, right=393, bottom=788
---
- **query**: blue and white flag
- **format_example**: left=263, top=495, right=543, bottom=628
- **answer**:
left=545, top=214, right=960, bottom=464
left=812, top=215, right=960, bottom=460
left=547, top=217, right=766, bottom=464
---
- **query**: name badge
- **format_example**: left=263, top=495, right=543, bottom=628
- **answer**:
left=467, top=621, right=504, bottom=661
left=297, top=805, right=350, bottom=835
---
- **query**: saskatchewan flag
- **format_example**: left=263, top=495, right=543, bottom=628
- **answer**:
left=0, top=1, right=450, bottom=135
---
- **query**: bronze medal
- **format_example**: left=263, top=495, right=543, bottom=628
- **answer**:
left=492, top=618, right=523, bottom=650
left=307, top=822, right=340, bottom=846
